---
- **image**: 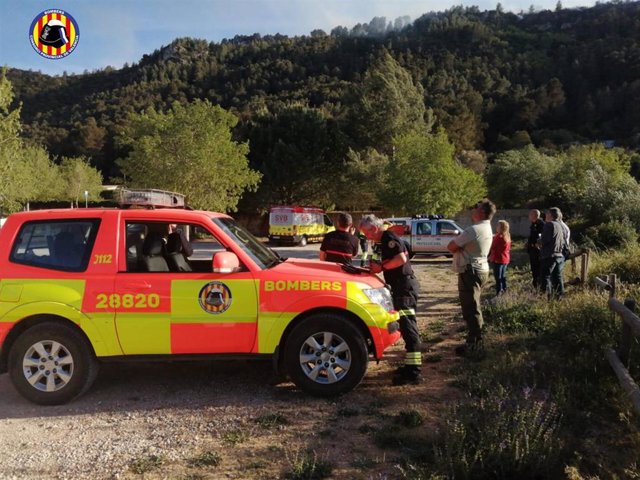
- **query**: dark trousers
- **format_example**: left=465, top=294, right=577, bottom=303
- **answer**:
left=540, top=256, right=565, bottom=299
left=458, top=268, right=489, bottom=344
left=492, top=263, right=508, bottom=295
left=528, top=249, right=541, bottom=288
left=391, top=276, right=421, bottom=368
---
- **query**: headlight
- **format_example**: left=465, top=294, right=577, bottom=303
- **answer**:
left=362, top=287, right=394, bottom=312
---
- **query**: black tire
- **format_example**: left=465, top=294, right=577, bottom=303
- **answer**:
left=284, top=314, right=368, bottom=397
left=299, top=236, right=308, bottom=247
left=8, top=322, right=99, bottom=405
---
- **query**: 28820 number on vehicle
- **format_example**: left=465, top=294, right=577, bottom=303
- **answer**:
left=95, top=293, right=160, bottom=309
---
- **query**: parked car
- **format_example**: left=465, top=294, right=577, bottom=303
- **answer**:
left=268, top=205, right=334, bottom=246
left=386, top=215, right=464, bottom=257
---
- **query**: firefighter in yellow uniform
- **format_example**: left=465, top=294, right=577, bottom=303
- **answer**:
left=360, top=215, right=422, bottom=385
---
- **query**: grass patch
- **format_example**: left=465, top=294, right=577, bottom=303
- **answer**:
left=424, top=353, right=443, bottom=363
left=364, top=397, right=391, bottom=416
left=351, top=455, right=382, bottom=470
left=182, top=475, right=205, bottom=480
left=255, top=412, right=289, bottom=429
left=358, top=423, right=378, bottom=434
left=432, top=387, right=563, bottom=479
left=186, top=451, right=222, bottom=468
left=427, top=319, right=446, bottom=332
left=589, top=242, right=640, bottom=283
left=337, top=406, right=360, bottom=417
left=222, top=429, right=249, bottom=446
left=397, top=409, right=425, bottom=428
left=373, top=425, right=426, bottom=450
left=243, top=459, right=267, bottom=470
left=129, top=454, right=163, bottom=474
left=421, top=332, right=446, bottom=344
left=283, top=450, right=333, bottom=480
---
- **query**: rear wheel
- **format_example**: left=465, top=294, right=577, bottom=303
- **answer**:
left=8, top=322, right=99, bottom=405
left=284, top=314, right=368, bottom=396
left=299, top=236, right=308, bottom=247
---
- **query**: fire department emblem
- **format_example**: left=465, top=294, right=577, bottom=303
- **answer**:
left=29, top=9, right=79, bottom=59
left=198, top=281, right=232, bottom=314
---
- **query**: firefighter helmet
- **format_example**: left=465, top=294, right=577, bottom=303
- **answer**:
left=39, top=19, right=69, bottom=48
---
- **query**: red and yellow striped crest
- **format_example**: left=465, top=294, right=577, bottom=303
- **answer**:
left=29, top=9, right=79, bottom=59
left=198, top=282, right=233, bottom=314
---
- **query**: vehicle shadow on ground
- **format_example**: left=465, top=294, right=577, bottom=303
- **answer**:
left=0, top=360, right=323, bottom=419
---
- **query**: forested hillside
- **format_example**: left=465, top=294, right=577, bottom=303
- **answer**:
left=5, top=1, right=640, bottom=212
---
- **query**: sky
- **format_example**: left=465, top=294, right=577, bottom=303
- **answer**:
left=1, top=0, right=597, bottom=76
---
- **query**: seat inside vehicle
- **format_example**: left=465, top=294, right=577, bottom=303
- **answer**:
left=165, top=232, right=192, bottom=272
left=140, top=232, right=169, bottom=272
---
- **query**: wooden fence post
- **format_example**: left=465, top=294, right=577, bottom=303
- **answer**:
left=585, top=249, right=590, bottom=281
left=610, top=274, right=617, bottom=300
left=619, top=299, right=636, bottom=367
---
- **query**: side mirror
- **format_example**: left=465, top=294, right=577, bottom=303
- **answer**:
left=454, top=230, right=460, bottom=235
left=213, top=251, right=240, bottom=273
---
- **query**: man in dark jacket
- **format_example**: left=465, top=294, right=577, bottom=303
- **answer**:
left=539, top=207, right=565, bottom=299
left=319, top=213, right=359, bottom=265
left=527, top=209, right=545, bottom=289
left=360, top=214, right=421, bottom=385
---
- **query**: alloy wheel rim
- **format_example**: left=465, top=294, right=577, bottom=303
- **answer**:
left=22, top=340, right=74, bottom=392
left=299, top=331, right=351, bottom=384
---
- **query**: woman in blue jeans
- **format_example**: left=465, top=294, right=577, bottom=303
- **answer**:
left=489, top=220, right=511, bottom=295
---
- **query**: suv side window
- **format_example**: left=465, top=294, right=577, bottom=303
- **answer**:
left=437, top=222, right=460, bottom=235
left=10, top=219, right=100, bottom=272
left=416, top=222, right=432, bottom=235
left=125, top=222, right=225, bottom=273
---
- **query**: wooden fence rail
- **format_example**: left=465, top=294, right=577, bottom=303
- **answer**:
left=595, top=274, right=640, bottom=415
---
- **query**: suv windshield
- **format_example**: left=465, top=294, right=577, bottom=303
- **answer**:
left=213, top=217, right=280, bottom=269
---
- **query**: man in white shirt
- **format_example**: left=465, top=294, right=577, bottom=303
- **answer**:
left=447, top=199, right=496, bottom=356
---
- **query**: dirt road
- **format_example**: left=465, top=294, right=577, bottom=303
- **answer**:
left=0, top=250, right=464, bottom=480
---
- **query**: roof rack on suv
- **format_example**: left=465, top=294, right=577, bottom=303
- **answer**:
left=115, top=188, right=186, bottom=209
left=412, top=214, right=443, bottom=220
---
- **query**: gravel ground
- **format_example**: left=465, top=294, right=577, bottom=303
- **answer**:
left=0, top=246, right=464, bottom=480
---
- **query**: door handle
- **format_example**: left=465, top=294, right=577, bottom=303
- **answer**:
left=124, top=282, right=152, bottom=290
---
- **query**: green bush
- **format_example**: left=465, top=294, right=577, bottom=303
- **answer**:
left=432, top=388, right=563, bottom=479
left=484, top=301, right=548, bottom=334
left=589, top=242, right=640, bottom=283
left=284, top=450, right=333, bottom=480
left=187, top=451, right=222, bottom=468
left=582, top=220, right=638, bottom=251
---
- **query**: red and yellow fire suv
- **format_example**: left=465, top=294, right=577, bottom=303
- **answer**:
left=0, top=190, right=400, bottom=404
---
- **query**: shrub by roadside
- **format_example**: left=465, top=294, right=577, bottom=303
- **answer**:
left=398, top=266, right=640, bottom=479
left=589, top=241, right=640, bottom=284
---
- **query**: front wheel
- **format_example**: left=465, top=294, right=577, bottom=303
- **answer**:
left=284, top=314, right=368, bottom=397
left=8, top=322, right=99, bottom=405
left=299, top=236, right=308, bottom=247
